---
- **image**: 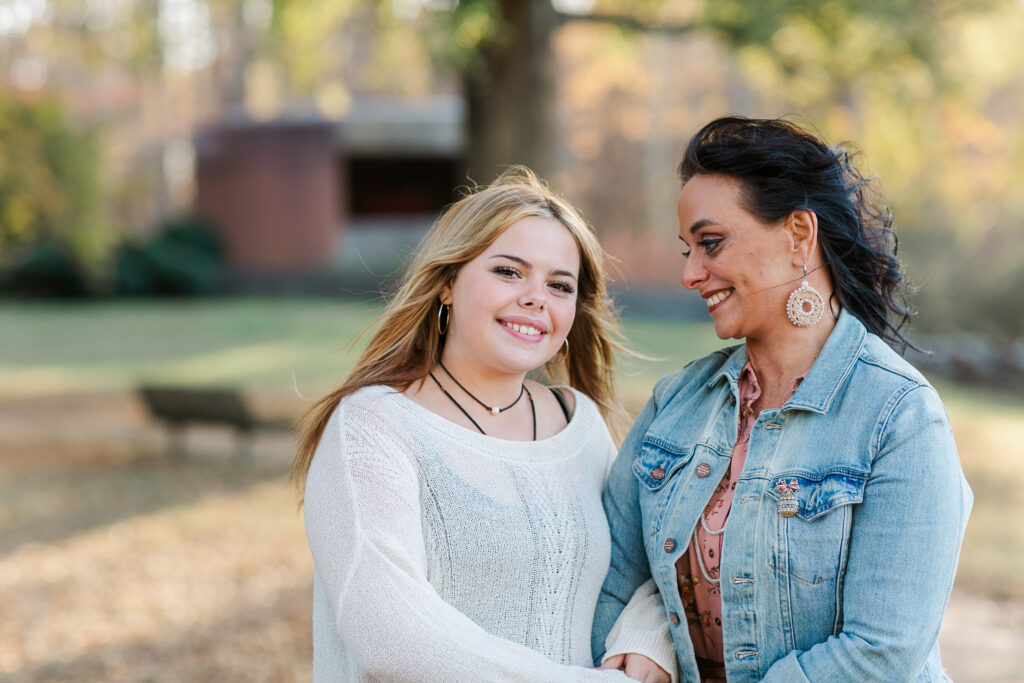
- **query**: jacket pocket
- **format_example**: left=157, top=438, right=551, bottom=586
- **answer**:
left=632, top=436, right=693, bottom=490
left=768, top=468, right=868, bottom=584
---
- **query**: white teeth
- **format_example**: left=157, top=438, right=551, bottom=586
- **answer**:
left=706, top=290, right=732, bottom=308
left=506, top=322, right=542, bottom=336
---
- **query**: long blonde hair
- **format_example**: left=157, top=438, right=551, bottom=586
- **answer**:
left=291, top=167, right=628, bottom=490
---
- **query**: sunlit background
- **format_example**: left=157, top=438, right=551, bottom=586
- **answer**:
left=1, top=1, right=1023, bottom=680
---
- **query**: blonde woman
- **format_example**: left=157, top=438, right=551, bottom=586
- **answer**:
left=293, top=169, right=675, bottom=682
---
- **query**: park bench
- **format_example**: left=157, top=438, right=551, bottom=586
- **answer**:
left=138, top=385, right=292, bottom=460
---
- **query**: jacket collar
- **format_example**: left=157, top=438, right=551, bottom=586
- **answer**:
left=710, top=309, right=866, bottom=414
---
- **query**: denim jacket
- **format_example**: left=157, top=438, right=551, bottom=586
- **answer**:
left=593, top=311, right=972, bottom=682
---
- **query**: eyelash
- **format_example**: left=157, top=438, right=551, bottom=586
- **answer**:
left=681, top=238, right=724, bottom=258
left=493, top=266, right=575, bottom=295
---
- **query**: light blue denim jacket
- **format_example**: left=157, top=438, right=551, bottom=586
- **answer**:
left=593, top=311, right=972, bottom=682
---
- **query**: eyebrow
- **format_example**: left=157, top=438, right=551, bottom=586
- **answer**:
left=490, top=254, right=578, bottom=280
left=686, top=218, right=719, bottom=235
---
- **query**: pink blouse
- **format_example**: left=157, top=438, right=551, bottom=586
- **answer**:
left=674, top=361, right=806, bottom=681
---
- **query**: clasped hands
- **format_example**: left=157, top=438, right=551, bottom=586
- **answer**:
left=599, top=653, right=670, bottom=683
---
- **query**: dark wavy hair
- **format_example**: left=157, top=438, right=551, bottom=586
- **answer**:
left=678, top=116, right=912, bottom=350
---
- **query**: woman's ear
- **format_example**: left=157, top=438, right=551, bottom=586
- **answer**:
left=439, top=282, right=453, bottom=306
left=786, top=209, right=819, bottom=264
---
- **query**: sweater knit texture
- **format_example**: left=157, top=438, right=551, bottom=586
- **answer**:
left=303, top=384, right=633, bottom=682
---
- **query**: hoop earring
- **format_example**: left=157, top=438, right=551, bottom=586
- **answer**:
left=786, top=264, right=825, bottom=327
left=550, top=338, right=569, bottom=364
left=437, top=303, right=450, bottom=335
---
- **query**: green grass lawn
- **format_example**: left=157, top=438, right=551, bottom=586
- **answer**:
left=1, top=298, right=1021, bottom=596
left=0, top=298, right=724, bottom=401
left=0, top=298, right=382, bottom=396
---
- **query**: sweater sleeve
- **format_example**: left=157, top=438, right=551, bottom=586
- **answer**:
left=602, top=578, right=679, bottom=683
left=593, top=394, right=659, bottom=664
left=304, top=402, right=631, bottom=683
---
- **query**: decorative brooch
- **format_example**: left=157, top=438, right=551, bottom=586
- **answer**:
left=775, top=478, right=800, bottom=517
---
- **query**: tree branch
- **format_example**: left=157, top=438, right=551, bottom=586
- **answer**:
left=554, top=10, right=705, bottom=35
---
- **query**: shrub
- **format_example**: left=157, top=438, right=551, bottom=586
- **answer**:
left=114, top=218, right=224, bottom=296
left=3, top=243, right=89, bottom=298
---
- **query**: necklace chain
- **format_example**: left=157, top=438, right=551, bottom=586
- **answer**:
left=692, top=527, right=721, bottom=585
left=438, top=360, right=525, bottom=415
left=698, top=508, right=727, bottom=536
left=429, top=372, right=536, bottom=440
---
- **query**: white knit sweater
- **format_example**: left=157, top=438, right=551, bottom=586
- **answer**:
left=303, top=384, right=664, bottom=682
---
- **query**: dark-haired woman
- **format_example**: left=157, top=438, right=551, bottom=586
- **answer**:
left=592, top=117, right=972, bottom=682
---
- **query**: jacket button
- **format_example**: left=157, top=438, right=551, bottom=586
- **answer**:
left=664, top=538, right=676, bottom=553
left=696, top=463, right=711, bottom=477
left=669, top=611, right=680, bottom=625
left=728, top=394, right=736, bottom=406
left=651, top=467, right=666, bottom=480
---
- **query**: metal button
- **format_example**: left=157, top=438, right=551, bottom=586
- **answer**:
left=651, top=467, right=666, bottom=480
left=669, top=611, right=680, bottom=625
left=664, top=538, right=676, bottom=553
left=696, top=463, right=711, bottom=478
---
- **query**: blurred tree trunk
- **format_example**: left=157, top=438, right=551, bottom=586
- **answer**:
left=209, top=0, right=257, bottom=116
left=464, top=0, right=560, bottom=182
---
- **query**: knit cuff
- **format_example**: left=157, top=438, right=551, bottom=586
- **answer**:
left=601, top=578, right=679, bottom=683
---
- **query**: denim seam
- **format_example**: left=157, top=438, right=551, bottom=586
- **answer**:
left=871, top=382, right=925, bottom=457
left=642, top=435, right=694, bottom=455
left=832, top=504, right=850, bottom=635
left=767, top=563, right=839, bottom=585
left=761, top=466, right=870, bottom=481
left=859, top=349, right=929, bottom=385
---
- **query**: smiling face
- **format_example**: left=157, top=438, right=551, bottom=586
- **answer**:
left=677, top=174, right=800, bottom=342
left=440, top=216, right=580, bottom=382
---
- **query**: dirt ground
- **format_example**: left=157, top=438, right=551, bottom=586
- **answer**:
left=1, top=390, right=1021, bottom=682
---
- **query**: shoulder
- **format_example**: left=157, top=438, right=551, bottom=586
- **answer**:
left=856, top=334, right=930, bottom=387
left=341, top=383, right=403, bottom=412
left=330, top=384, right=417, bottom=428
left=529, top=379, right=578, bottom=416
left=831, top=335, right=956, bottom=465
left=552, top=386, right=603, bottom=431
left=553, top=386, right=615, bottom=448
left=851, top=334, right=944, bottom=415
left=651, top=344, right=741, bottom=409
left=316, top=385, right=418, bottom=463
left=304, top=387, right=423, bottom=514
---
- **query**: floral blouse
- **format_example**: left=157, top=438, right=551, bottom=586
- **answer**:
left=674, top=361, right=806, bottom=682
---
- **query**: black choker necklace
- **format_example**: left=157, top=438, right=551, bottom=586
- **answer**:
left=438, top=360, right=525, bottom=415
left=428, top=371, right=536, bottom=440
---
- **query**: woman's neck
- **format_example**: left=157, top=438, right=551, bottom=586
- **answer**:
left=436, top=350, right=528, bottom=406
left=745, top=313, right=836, bottom=409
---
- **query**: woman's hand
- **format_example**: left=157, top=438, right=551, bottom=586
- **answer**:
left=599, top=653, right=670, bottom=683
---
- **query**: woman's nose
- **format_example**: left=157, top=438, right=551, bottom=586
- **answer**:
left=519, top=280, right=546, bottom=309
left=680, top=256, right=707, bottom=290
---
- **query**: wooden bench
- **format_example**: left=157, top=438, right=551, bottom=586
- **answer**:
left=138, top=385, right=292, bottom=460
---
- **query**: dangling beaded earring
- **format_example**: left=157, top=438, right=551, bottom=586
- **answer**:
left=437, top=302, right=450, bottom=335
left=786, top=264, right=825, bottom=327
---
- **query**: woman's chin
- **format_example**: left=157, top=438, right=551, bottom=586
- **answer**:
left=711, top=319, right=737, bottom=341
